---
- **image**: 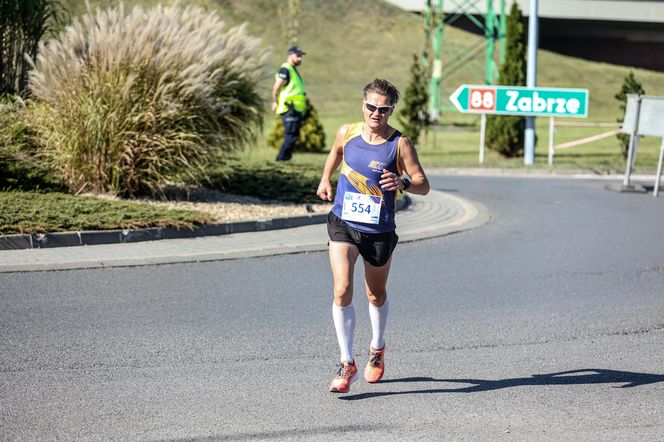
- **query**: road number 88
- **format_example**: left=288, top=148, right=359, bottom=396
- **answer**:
left=469, top=89, right=495, bottom=111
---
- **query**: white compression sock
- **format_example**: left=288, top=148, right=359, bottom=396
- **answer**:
left=332, top=303, right=356, bottom=363
left=368, top=299, right=389, bottom=350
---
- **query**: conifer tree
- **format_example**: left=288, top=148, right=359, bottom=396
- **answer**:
left=486, top=2, right=526, bottom=157
left=278, top=0, right=302, bottom=47
left=615, top=71, right=645, bottom=159
left=398, top=54, right=429, bottom=146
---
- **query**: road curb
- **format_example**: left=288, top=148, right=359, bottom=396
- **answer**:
left=397, top=191, right=490, bottom=244
left=0, top=197, right=411, bottom=251
left=0, top=212, right=329, bottom=251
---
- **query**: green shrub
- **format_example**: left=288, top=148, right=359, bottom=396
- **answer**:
left=205, top=160, right=334, bottom=203
left=266, top=98, right=326, bottom=153
left=0, top=190, right=214, bottom=234
left=25, top=3, right=268, bottom=197
left=398, top=54, right=429, bottom=146
left=615, top=71, right=645, bottom=159
left=486, top=2, right=526, bottom=158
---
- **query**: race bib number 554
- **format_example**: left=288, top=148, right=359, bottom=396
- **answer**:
left=341, top=192, right=382, bottom=224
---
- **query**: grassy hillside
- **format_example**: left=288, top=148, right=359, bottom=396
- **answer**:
left=64, top=1, right=664, bottom=116
left=58, top=0, right=664, bottom=171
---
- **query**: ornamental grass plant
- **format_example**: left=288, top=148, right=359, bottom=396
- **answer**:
left=0, top=0, right=62, bottom=96
left=26, top=2, right=269, bottom=197
left=0, top=96, right=64, bottom=191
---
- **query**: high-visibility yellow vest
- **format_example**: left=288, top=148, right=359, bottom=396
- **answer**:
left=275, top=63, right=306, bottom=115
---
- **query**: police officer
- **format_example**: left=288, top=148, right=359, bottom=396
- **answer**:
left=271, top=46, right=307, bottom=161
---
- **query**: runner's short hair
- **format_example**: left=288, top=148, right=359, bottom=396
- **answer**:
left=363, top=79, right=400, bottom=106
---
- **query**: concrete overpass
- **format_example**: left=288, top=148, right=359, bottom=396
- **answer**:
left=384, top=0, right=664, bottom=71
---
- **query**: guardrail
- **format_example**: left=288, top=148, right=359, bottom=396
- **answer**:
left=547, top=119, right=622, bottom=166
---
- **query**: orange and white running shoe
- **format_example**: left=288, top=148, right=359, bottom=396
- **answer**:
left=363, top=346, right=385, bottom=383
left=328, top=360, right=358, bottom=393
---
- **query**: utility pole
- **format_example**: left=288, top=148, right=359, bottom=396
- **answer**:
left=524, top=0, right=539, bottom=165
left=485, top=0, right=496, bottom=85
left=428, top=0, right=444, bottom=121
left=499, top=0, right=506, bottom=64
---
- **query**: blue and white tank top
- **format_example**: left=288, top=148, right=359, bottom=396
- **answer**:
left=332, top=122, right=403, bottom=234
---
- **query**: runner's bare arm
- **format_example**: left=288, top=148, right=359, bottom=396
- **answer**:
left=398, top=136, right=430, bottom=195
left=317, top=125, right=350, bottom=201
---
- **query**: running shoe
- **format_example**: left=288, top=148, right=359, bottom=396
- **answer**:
left=363, top=346, right=385, bottom=383
left=329, top=360, right=358, bottom=393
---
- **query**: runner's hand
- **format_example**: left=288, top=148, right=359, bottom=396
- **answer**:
left=379, top=169, right=403, bottom=191
left=316, top=181, right=334, bottom=201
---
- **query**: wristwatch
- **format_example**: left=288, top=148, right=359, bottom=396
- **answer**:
left=402, top=178, right=411, bottom=190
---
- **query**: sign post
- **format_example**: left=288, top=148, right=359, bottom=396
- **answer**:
left=548, top=117, right=555, bottom=165
left=525, top=0, right=540, bottom=165
left=479, top=113, right=486, bottom=164
left=622, top=95, right=642, bottom=188
left=655, top=138, right=664, bottom=197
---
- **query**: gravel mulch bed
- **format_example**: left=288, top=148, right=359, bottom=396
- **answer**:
left=92, top=188, right=333, bottom=223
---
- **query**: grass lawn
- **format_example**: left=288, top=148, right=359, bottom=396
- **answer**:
left=0, top=191, right=215, bottom=235
left=247, top=114, right=661, bottom=174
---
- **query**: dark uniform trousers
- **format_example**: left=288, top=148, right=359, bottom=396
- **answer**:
left=276, top=105, right=302, bottom=161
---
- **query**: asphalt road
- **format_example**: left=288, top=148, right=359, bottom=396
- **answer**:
left=1, top=174, right=663, bottom=441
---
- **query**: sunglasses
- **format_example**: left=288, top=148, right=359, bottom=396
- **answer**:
left=364, top=102, right=393, bottom=115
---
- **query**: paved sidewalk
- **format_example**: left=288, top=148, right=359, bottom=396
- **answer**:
left=0, top=189, right=489, bottom=273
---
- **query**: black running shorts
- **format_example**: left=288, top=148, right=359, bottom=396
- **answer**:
left=326, top=211, right=399, bottom=267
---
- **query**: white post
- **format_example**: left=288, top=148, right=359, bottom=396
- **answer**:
left=548, top=116, right=555, bottom=165
left=524, top=0, right=539, bottom=165
left=623, top=96, right=642, bottom=187
left=654, top=137, right=664, bottom=197
left=479, top=113, right=486, bottom=164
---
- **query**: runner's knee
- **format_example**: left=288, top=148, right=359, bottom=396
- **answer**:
left=366, top=290, right=387, bottom=306
left=333, top=283, right=353, bottom=306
